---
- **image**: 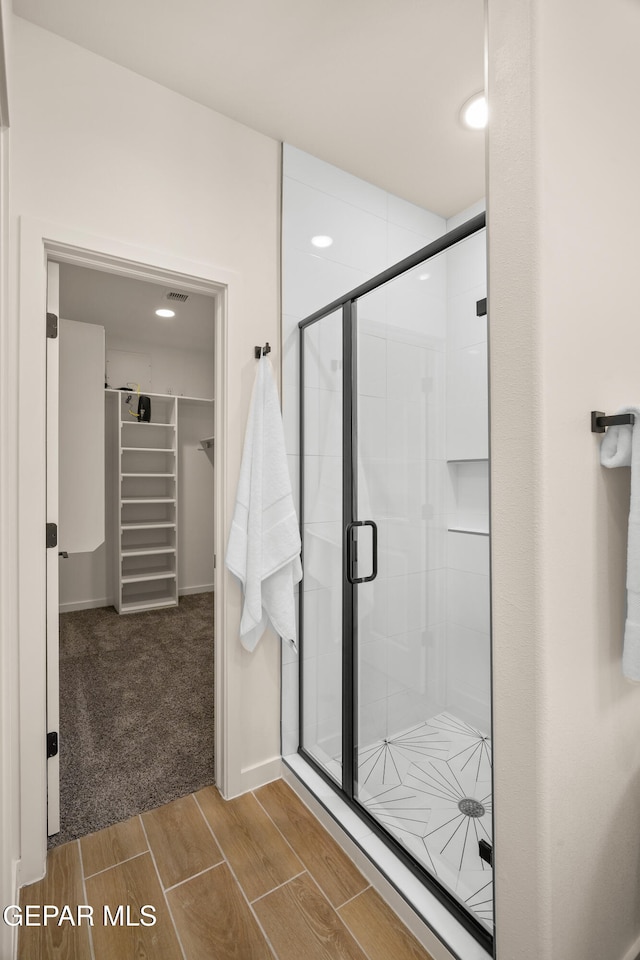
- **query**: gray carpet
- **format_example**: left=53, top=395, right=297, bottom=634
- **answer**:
left=49, top=593, right=215, bottom=847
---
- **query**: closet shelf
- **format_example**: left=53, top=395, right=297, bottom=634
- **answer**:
left=121, top=521, right=176, bottom=530
left=121, top=545, right=176, bottom=557
left=121, top=420, right=175, bottom=428
left=121, top=571, right=177, bottom=585
left=121, top=446, right=175, bottom=453
left=106, top=387, right=213, bottom=403
left=120, top=596, right=178, bottom=614
left=121, top=473, right=176, bottom=478
left=121, top=497, right=176, bottom=504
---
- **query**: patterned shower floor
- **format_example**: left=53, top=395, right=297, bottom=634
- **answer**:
left=354, top=713, right=493, bottom=930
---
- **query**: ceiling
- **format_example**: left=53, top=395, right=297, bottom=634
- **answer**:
left=58, top=262, right=215, bottom=353
left=13, top=0, right=486, bottom=218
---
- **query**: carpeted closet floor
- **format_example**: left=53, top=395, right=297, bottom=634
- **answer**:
left=50, top=592, right=215, bottom=848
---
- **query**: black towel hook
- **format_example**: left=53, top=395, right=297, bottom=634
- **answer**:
left=254, top=342, right=271, bottom=359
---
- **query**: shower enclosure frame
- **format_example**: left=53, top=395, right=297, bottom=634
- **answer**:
left=296, top=211, right=491, bottom=953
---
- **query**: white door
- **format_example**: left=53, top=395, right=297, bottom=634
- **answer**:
left=46, top=261, right=60, bottom=836
left=46, top=268, right=106, bottom=837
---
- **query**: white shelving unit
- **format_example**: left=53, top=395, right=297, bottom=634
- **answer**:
left=114, top=391, right=179, bottom=613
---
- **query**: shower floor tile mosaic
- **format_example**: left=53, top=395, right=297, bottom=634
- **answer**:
left=355, top=713, right=493, bottom=930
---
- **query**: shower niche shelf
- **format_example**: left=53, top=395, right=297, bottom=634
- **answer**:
left=447, top=458, right=489, bottom=535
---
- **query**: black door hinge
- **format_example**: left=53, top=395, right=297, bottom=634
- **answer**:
left=47, top=731, right=58, bottom=759
left=479, top=839, right=493, bottom=866
left=476, top=297, right=487, bottom=317
left=46, top=312, right=58, bottom=339
left=46, top=523, right=57, bottom=548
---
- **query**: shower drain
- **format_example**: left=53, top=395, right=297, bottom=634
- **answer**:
left=458, top=798, right=486, bottom=818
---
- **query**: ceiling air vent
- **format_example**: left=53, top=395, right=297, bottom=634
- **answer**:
left=166, top=291, right=189, bottom=302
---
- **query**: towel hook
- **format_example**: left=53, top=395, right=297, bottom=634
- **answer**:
left=254, top=342, right=271, bottom=359
left=591, top=410, right=635, bottom=433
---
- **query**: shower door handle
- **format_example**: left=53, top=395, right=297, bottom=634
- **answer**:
left=346, top=520, right=378, bottom=584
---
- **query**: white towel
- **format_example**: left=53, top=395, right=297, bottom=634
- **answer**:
left=225, top=355, right=302, bottom=653
left=600, top=405, right=640, bottom=681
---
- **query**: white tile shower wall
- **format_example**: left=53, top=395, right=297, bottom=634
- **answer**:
left=445, top=229, right=488, bottom=461
left=445, top=528, right=491, bottom=738
left=445, top=205, right=489, bottom=734
left=282, top=144, right=450, bottom=760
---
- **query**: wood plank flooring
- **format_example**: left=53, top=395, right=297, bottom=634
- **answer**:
left=18, top=779, right=436, bottom=960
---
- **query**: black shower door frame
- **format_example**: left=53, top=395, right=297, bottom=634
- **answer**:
left=296, top=211, right=491, bottom=954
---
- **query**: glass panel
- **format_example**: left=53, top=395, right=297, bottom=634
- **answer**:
left=300, top=309, right=343, bottom=783
left=354, top=235, right=492, bottom=932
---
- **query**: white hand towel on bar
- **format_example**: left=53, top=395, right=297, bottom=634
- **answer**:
left=600, top=405, right=640, bottom=681
left=225, top=354, right=302, bottom=653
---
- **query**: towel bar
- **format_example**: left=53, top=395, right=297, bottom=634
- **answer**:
left=591, top=410, right=635, bottom=433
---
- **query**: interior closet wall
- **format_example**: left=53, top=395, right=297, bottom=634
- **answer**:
left=59, top=329, right=214, bottom=612
left=107, top=334, right=214, bottom=399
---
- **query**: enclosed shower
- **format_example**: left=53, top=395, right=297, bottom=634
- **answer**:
left=281, top=145, right=490, bottom=953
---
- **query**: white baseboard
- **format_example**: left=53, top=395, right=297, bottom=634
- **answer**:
left=59, top=596, right=113, bottom=614
left=621, top=935, right=640, bottom=960
left=223, top=756, right=282, bottom=799
left=59, top=584, right=214, bottom=613
left=3, top=858, right=18, bottom=960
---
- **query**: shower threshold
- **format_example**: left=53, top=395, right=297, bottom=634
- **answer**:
left=283, top=731, right=493, bottom=960
left=291, top=712, right=493, bottom=946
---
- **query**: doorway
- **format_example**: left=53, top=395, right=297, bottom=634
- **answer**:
left=16, top=220, right=232, bottom=885
left=48, top=261, right=217, bottom=846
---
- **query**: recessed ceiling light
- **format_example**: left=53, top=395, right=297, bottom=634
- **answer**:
left=311, top=235, right=333, bottom=248
left=155, top=308, right=175, bottom=318
left=460, top=93, right=487, bottom=130
left=419, top=272, right=431, bottom=281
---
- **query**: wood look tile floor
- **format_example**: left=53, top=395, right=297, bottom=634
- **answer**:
left=18, top=779, right=436, bottom=960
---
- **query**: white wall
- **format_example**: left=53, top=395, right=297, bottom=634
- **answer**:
left=9, top=14, right=282, bottom=885
left=106, top=333, right=214, bottom=400
left=0, top=1, right=16, bottom=956
left=489, top=1, right=640, bottom=958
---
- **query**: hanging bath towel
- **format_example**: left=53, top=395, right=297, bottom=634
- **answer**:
left=225, top=355, right=302, bottom=653
left=600, top=405, right=640, bottom=681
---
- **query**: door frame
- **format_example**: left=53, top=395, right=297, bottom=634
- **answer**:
left=17, top=216, right=232, bottom=884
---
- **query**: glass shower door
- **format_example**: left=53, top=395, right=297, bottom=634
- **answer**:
left=353, top=259, right=493, bottom=931
left=299, top=308, right=344, bottom=783
left=297, top=215, right=492, bottom=945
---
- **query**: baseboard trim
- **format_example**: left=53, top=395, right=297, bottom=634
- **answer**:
left=224, top=756, right=282, bottom=798
left=59, top=597, right=113, bottom=614
left=178, top=584, right=214, bottom=596
left=59, top=585, right=214, bottom=613
left=621, top=934, right=640, bottom=960
left=4, top=857, right=18, bottom=960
